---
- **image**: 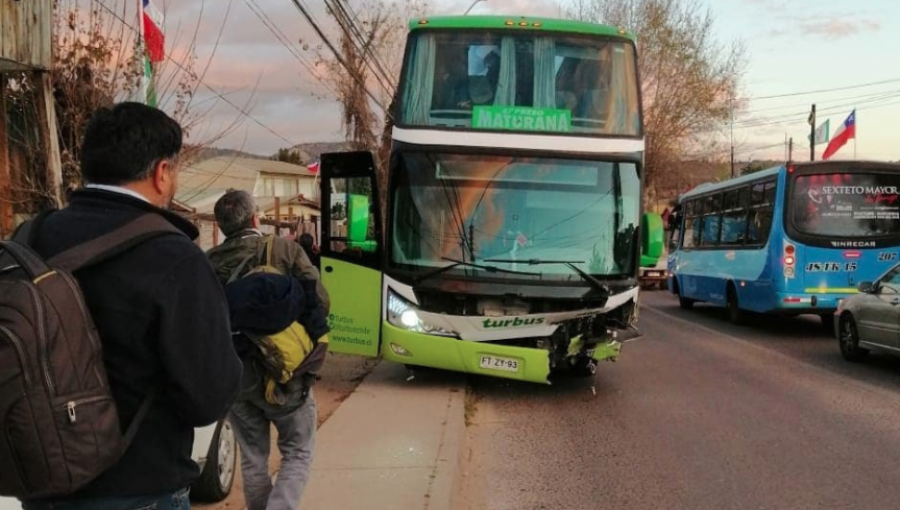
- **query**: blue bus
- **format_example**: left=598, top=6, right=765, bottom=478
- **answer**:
left=667, top=161, right=900, bottom=331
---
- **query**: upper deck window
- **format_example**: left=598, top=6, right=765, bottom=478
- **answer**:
left=399, top=31, right=641, bottom=137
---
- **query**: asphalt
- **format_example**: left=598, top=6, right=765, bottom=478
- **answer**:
left=459, top=291, right=900, bottom=510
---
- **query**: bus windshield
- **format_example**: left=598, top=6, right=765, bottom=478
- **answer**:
left=789, top=172, right=900, bottom=238
left=399, top=30, right=641, bottom=136
left=390, top=152, right=641, bottom=279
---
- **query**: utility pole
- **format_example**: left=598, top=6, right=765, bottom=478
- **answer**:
left=788, top=137, right=793, bottom=163
left=809, top=104, right=816, bottom=162
left=730, top=95, right=735, bottom=178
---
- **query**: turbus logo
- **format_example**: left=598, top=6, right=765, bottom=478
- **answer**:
left=482, top=317, right=546, bottom=329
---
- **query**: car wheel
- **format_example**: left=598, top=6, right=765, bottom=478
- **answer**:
left=191, top=419, right=237, bottom=502
left=839, top=315, right=869, bottom=362
left=727, top=285, right=744, bottom=325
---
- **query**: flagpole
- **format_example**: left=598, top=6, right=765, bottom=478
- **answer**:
left=138, top=0, right=147, bottom=105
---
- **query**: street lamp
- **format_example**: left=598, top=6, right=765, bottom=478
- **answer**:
left=464, top=0, right=487, bottom=15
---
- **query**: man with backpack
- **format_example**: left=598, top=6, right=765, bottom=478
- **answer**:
left=0, top=103, right=243, bottom=509
left=206, top=190, right=330, bottom=510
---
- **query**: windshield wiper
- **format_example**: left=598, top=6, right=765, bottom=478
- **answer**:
left=413, top=257, right=538, bottom=284
left=484, top=259, right=611, bottom=295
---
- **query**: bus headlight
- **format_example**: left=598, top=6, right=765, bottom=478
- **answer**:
left=387, top=290, right=456, bottom=337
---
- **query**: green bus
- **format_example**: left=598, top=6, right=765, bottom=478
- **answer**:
left=319, top=15, right=663, bottom=384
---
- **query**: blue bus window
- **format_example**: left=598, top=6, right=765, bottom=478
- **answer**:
left=746, top=207, right=773, bottom=245
left=751, top=182, right=765, bottom=205
left=721, top=211, right=748, bottom=245
left=764, top=181, right=777, bottom=204
left=683, top=217, right=700, bottom=249
left=701, top=214, right=721, bottom=246
left=723, top=189, right=741, bottom=211
left=704, top=194, right=722, bottom=214
left=737, top=186, right=750, bottom=208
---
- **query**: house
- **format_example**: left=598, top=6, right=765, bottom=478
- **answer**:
left=1, top=0, right=60, bottom=239
left=175, top=156, right=320, bottom=250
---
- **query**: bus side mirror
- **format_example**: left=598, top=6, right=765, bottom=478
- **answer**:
left=640, top=213, right=664, bottom=267
left=858, top=281, right=876, bottom=294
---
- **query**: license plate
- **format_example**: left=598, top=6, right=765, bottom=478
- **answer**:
left=479, top=355, right=520, bottom=373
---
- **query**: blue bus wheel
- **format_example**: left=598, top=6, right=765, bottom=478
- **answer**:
left=727, top=285, right=745, bottom=326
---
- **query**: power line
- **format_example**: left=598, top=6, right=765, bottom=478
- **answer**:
left=243, top=0, right=339, bottom=98
left=742, top=87, right=900, bottom=116
left=331, top=0, right=396, bottom=93
left=323, top=0, right=394, bottom=96
left=733, top=91, right=900, bottom=131
left=752, top=77, right=900, bottom=101
left=94, top=0, right=300, bottom=148
left=288, top=0, right=387, bottom=112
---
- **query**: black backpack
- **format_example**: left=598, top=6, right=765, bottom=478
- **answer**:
left=0, top=213, right=181, bottom=499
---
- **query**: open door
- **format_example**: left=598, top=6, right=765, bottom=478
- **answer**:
left=320, top=151, right=383, bottom=357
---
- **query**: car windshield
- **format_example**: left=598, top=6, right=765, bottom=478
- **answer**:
left=399, top=30, right=641, bottom=136
left=790, top=172, right=900, bottom=238
left=390, top=152, right=641, bottom=280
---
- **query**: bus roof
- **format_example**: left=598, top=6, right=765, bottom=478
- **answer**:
left=681, top=165, right=783, bottom=201
left=408, top=15, right=635, bottom=40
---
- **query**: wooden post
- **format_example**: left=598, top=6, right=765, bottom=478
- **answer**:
left=34, top=72, right=62, bottom=208
left=0, top=75, right=13, bottom=238
left=274, top=197, right=282, bottom=229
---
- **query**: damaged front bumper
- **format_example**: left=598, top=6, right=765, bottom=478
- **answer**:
left=381, top=324, right=622, bottom=384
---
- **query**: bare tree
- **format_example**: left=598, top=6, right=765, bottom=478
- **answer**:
left=570, top=0, right=746, bottom=205
left=1, top=0, right=244, bottom=216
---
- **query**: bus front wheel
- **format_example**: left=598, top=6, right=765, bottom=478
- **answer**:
left=727, top=285, right=745, bottom=325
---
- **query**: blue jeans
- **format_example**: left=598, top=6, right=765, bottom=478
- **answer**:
left=21, top=488, right=190, bottom=510
left=229, top=387, right=316, bottom=510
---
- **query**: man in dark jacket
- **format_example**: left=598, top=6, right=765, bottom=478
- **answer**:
left=207, top=190, right=330, bottom=510
left=20, top=103, right=243, bottom=510
left=207, top=191, right=329, bottom=314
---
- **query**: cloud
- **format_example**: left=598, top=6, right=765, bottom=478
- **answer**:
left=797, top=17, right=881, bottom=39
left=742, top=0, right=882, bottom=41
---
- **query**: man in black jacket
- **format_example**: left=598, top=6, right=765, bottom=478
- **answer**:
left=21, top=103, right=242, bottom=510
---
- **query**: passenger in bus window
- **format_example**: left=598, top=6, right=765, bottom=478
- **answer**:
left=433, top=49, right=469, bottom=110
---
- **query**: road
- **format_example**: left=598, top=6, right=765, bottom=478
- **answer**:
left=459, top=291, right=900, bottom=510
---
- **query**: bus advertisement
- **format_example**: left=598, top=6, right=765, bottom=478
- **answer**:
left=316, top=15, right=664, bottom=384
left=667, top=161, right=900, bottom=331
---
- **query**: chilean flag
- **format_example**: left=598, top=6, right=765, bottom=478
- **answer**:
left=141, top=0, right=165, bottom=63
left=307, top=160, right=320, bottom=174
left=822, top=109, right=855, bottom=160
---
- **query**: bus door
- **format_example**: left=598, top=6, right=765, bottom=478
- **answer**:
left=319, top=151, right=383, bottom=357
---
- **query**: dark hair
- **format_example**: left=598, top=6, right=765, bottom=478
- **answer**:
left=299, top=233, right=314, bottom=249
left=80, top=102, right=183, bottom=185
left=214, top=190, right=257, bottom=237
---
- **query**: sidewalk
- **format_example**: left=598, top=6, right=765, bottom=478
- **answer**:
left=299, top=363, right=467, bottom=510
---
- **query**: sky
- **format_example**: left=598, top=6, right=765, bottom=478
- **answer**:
left=150, top=0, right=900, bottom=161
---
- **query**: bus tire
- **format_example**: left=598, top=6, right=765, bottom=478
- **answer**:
left=674, top=279, right=695, bottom=310
left=839, top=314, right=869, bottom=362
left=726, top=284, right=745, bottom=325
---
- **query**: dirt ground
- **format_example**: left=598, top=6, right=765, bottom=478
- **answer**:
left=194, top=353, right=379, bottom=510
